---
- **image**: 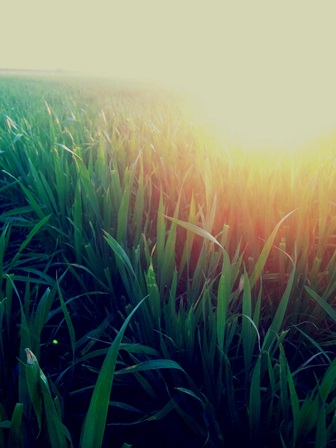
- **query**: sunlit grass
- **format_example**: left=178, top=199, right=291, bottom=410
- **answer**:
left=0, top=74, right=336, bottom=447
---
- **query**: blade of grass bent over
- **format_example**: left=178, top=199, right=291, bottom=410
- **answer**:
left=163, top=215, right=224, bottom=251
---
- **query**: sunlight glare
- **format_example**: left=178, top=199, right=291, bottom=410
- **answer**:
left=2, top=0, right=336, bottom=152
left=170, top=1, right=336, bottom=152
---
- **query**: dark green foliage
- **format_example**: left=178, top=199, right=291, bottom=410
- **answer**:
left=0, top=74, right=335, bottom=447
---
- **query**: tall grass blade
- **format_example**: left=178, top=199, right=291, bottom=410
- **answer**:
left=250, top=209, right=297, bottom=288
left=80, top=297, right=147, bottom=448
left=216, top=250, right=231, bottom=350
left=262, top=266, right=296, bottom=353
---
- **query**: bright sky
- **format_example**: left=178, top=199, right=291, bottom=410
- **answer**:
left=1, top=0, right=336, bottom=151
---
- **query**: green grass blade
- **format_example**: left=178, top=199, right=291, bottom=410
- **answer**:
left=115, top=359, right=185, bottom=375
left=242, top=268, right=254, bottom=378
left=318, top=358, right=336, bottom=403
left=7, top=214, right=52, bottom=271
left=57, top=282, right=76, bottom=363
left=25, top=349, right=43, bottom=435
left=80, top=296, right=147, bottom=448
left=103, top=231, right=137, bottom=280
left=163, top=215, right=224, bottom=251
left=262, top=266, right=296, bottom=353
left=145, top=261, right=161, bottom=322
left=250, top=209, right=297, bottom=288
left=305, top=286, right=336, bottom=322
left=8, top=403, right=24, bottom=448
left=216, top=250, right=231, bottom=350
left=287, top=359, right=300, bottom=446
left=41, top=379, right=73, bottom=448
left=249, top=355, right=261, bottom=441
left=315, top=393, right=326, bottom=448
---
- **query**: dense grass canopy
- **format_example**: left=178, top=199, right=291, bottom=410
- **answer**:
left=0, top=74, right=336, bottom=447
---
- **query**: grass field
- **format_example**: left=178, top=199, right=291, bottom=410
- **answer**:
left=1, top=74, right=336, bottom=447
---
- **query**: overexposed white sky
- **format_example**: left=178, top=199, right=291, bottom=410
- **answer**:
left=1, top=0, right=336, bottom=150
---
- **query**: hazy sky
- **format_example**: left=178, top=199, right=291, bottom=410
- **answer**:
left=2, top=0, right=336, bottom=150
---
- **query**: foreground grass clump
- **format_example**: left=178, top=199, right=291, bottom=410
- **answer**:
left=0, top=74, right=336, bottom=447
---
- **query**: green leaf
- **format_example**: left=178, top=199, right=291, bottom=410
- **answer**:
left=163, top=215, right=224, bottom=251
left=249, top=355, right=261, bottom=440
left=242, top=268, right=255, bottom=378
left=315, top=393, right=326, bottom=448
left=305, top=286, right=336, bottom=323
left=25, top=349, right=72, bottom=447
left=287, top=361, right=300, bottom=445
left=103, top=231, right=137, bottom=281
left=7, top=214, right=52, bottom=270
left=25, top=348, right=43, bottom=435
left=262, top=266, right=295, bottom=353
left=8, top=403, right=23, bottom=448
left=319, top=358, right=336, bottom=403
left=80, top=297, right=147, bottom=448
left=57, top=282, right=76, bottom=362
left=250, top=209, right=297, bottom=288
left=115, top=359, right=185, bottom=375
left=216, top=250, right=231, bottom=350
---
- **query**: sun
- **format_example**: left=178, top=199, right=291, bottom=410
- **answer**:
left=157, top=2, right=336, bottom=154
left=185, top=79, right=336, bottom=153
